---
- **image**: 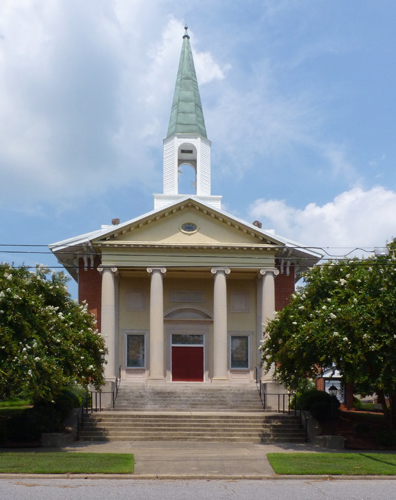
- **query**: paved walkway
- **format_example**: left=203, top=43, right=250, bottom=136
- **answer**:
left=3, top=440, right=396, bottom=479
left=62, top=440, right=323, bottom=477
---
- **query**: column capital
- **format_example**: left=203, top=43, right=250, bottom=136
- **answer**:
left=259, top=268, right=279, bottom=277
left=211, top=267, right=231, bottom=276
left=97, top=266, right=118, bottom=276
left=147, top=267, right=167, bottom=275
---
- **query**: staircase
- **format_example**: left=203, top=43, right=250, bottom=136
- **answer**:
left=79, top=411, right=306, bottom=443
left=79, top=384, right=306, bottom=443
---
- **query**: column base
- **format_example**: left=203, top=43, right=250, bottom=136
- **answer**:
left=211, top=377, right=230, bottom=385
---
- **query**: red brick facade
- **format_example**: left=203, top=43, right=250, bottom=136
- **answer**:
left=78, top=257, right=102, bottom=331
left=275, top=264, right=295, bottom=311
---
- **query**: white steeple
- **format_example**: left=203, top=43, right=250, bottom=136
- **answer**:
left=153, top=26, right=222, bottom=210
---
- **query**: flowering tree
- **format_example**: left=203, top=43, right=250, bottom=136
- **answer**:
left=0, top=263, right=107, bottom=401
left=260, top=239, right=396, bottom=428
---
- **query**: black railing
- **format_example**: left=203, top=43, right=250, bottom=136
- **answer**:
left=294, top=394, right=309, bottom=442
left=77, top=365, right=122, bottom=437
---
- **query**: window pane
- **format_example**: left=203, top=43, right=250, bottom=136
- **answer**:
left=231, top=336, right=249, bottom=369
left=127, top=335, right=145, bottom=368
left=172, top=334, right=204, bottom=345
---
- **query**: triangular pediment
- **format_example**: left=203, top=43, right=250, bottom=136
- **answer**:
left=93, top=200, right=282, bottom=248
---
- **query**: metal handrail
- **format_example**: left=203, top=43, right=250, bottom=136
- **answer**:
left=78, top=365, right=122, bottom=434
left=294, top=394, right=309, bottom=442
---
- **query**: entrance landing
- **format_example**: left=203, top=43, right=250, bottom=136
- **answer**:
left=114, top=384, right=264, bottom=412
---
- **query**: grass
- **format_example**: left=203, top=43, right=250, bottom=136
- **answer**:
left=268, top=452, right=396, bottom=475
left=0, top=452, right=134, bottom=474
left=0, top=398, right=31, bottom=408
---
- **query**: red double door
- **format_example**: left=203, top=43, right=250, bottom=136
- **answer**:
left=172, top=346, right=204, bottom=382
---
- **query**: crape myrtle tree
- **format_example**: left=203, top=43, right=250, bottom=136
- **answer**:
left=260, top=238, right=396, bottom=429
left=0, top=263, right=107, bottom=401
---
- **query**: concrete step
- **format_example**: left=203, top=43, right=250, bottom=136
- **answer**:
left=113, top=385, right=266, bottom=412
left=79, top=411, right=306, bottom=444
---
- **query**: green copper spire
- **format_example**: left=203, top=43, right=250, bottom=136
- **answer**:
left=166, top=26, right=207, bottom=138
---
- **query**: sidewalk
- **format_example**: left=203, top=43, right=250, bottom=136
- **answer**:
left=2, top=440, right=395, bottom=480
left=62, top=440, right=322, bottom=477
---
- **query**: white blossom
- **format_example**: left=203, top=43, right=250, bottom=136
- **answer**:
left=329, top=313, right=337, bottom=319
left=343, top=337, right=348, bottom=341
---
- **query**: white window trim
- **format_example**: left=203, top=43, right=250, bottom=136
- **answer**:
left=228, top=331, right=253, bottom=370
left=123, top=329, right=147, bottom=369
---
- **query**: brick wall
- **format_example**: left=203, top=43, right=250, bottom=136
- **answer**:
left=275, top=264, right=295, bottom=311
left=78, top=257, right=102, bottom=331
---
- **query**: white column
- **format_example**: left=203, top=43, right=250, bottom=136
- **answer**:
left=259, top=268, right=279, bottom=381
left=147, top=267, right=166, bottom=381
left=211, top=267, right=230, bottom=383
left=98, top=267, right=118, bottom=382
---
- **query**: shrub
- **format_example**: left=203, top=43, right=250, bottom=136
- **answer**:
left=353, top=396, right=363, bottom=410
left=53, top=392, right=77, bottom=420
left=62, top=389, right=82, bottom=408
left=0, top=424, right=9, bottom=445
left=354, top=421, right=371, bottom=436
left=376, top=429, right=396, bottom=447
left=7, top=407, right=61, bottom=443
left=296, top=389, right=340, bottom=422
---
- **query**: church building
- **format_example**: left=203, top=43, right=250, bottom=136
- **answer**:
left=50, top=27, right=320, bottom=391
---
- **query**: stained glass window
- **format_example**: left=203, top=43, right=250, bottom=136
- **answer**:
left=127, top=335, right=145, bottom=368
left=231, top=336, right=249, bottom=369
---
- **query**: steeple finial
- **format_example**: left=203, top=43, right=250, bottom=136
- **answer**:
left=183, top=25, right=190, bottom=39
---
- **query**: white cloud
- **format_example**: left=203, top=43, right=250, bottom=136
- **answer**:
left=0, top=5, right=229, bottom=212
left=249, top=186, right=396, bottom=249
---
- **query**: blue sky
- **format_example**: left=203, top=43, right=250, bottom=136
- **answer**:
left=1, top=0, right=396, bottom=297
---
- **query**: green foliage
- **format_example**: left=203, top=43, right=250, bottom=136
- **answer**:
left=7, top=406, right=62, bottom=442
left=0, top=424, right=8, bottom=445
left=354, top=421, right=371, bottom=436
left=53, top=391, right=77, bottom=419
left=0, top=263, right=107, bottom=401
left=261, top=238, right=396, bottom=427
left=376, top=429, right=396, bottom=447
left=353, top=396, right=363, bottom=410
left=5, top=390, right=80, bottom=443
left=297, top=388, right=340, bottom=422
left=0, top=397, right=31, bottom=408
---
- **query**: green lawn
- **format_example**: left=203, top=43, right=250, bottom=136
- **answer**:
left=268, top=452, right=396, bottom=475
left=0, top=398, right=31, bottom=408
left=0, top=452, right=134, bottom=474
